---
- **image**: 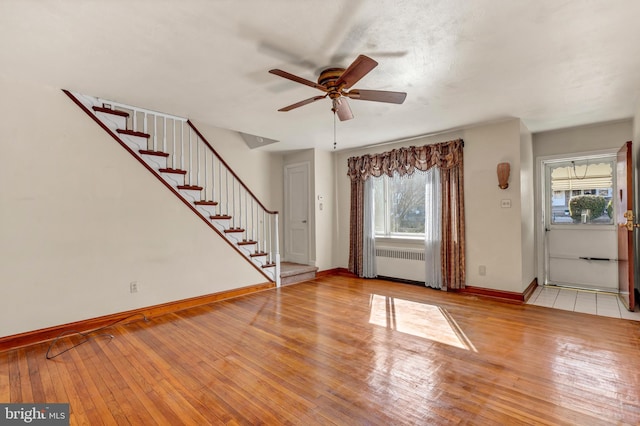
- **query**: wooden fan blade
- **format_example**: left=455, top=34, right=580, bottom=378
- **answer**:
left=269, top=69, right=327, bottom=91
left=346, top=89, right=407, bottom=104
left=278, top=95, right=327, bottom=112
left=335, top=55, right=378, bottom=90
left=333, top=98, right=354, bottom=121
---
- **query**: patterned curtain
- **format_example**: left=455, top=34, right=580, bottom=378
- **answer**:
left=348, top=178, right=365, bottom=276
left=440, top=153, right=466, bottom=289
left=347, top=139, right=465, bottom=289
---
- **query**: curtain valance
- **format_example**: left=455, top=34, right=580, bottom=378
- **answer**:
left=347, top=139, right=464, bottom=181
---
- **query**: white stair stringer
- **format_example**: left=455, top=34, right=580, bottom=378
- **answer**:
left=177, top=188, right=203, bottom=203
left=95, top=110, right=127, bottom=131
left=118, top=133, right=148, bottom=153
left=193, top=203, right=218, bottom=218
left=159, top=171, right=186, bottom=187
left=68, top=91, right=278, bottom=283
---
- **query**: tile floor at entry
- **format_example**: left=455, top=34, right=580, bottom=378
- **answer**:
left=527, top=286, right=640, bottom=321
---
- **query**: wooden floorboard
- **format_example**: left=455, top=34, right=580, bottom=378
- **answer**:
left=1, top=275, right=640, bottom=425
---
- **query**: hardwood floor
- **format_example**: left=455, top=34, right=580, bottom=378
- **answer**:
left=1, top=275, right=640, bottom=425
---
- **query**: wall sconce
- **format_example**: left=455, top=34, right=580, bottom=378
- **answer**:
left=497, top=162, right=510, bottom=189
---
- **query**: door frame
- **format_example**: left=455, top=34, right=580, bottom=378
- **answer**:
left=617, top=141, right=635, bottom=310
left=283, top=161, right=312, bottom=265
left=536, top=148, right=619, bottom=287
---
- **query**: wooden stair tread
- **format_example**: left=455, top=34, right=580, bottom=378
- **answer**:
left=237, top=240, right=257, bottom=246
left=262, top=262, right=276, bottom=268
left=93, top=106, right=129, bottom=117
left=139, top=149, right=169, bottom=157
left=159, top=168, right=187, bottom=175
left=177, top=185, right=203, bottom=190
left=210, top=215, right=232, bottom=220
left=224, top=228, right=245, bottom=233
left=280, top=263, right=319, bottom=278
left=194, top=200, right=218, bottom=206
left=250, top=252, right=268, bottom=257
left=119, top=129, right=151, bottom=138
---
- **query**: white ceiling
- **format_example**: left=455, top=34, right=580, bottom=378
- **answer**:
left=2, top=0, right=640, bottom=152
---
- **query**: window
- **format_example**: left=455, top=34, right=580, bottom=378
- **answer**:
left=373, top=172, right=427, bottom=237
left=547, top=157, right=615, bottom=225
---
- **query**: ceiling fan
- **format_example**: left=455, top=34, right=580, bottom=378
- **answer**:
left=269, top=55, right=407, bottom=121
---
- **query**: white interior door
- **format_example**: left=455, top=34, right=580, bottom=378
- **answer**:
left=284, top=162, right=310, bottom=264
left=544, top=154, right=618, bottom=291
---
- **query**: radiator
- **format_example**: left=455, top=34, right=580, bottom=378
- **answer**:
left=375, top=246, right=425, bottom=282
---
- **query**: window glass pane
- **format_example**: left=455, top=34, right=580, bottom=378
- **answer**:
left=388, top=172, right=426, bottom=234
left=373, top=178, right=385, bottom=234
left=549, top=160, right=614, bottom=225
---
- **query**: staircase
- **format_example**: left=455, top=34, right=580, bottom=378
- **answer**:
left=64, top=90, right=280, bottom=285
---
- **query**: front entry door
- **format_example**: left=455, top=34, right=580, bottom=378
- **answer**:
left=284, top=162, right=310, bottom=264
left=544, top=154, right=618, bottom=290
left=616, top=141, right=635, bottom=311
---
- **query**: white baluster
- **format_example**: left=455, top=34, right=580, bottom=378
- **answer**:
left=204, top=150, right=208, bottom=200
left=163, top=117, right=167, bottom=154
left=274, top=213, right=279, bottom=264
left=225, top=169, right=229, bottom=216
left=180, top=121, right=184, bottom=171
left=238, top=183, right=242, bottom=231
left=153, top=115, right=157, bottom=151
left=262, top=210, right=267, bottom=251
left=197, top=136, right=201, bottom=187
left=143, top=113, right=148, bottom=136
left=172, top=120, right=176, bottom=169
left=268, top=213, right=272, bottom=263
left=188, top=129, right=192, bottom=185
left=212, top=155, right=216, bottom=204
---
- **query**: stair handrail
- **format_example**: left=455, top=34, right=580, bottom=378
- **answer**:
left=92, top=95, right=280, bottom=284
left=97, top=98, right=277, bottom=216
left=186, top=121, right=278, bottom=215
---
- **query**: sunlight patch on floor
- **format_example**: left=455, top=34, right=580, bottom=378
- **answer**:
left=369, top=294, right=476, bottom=351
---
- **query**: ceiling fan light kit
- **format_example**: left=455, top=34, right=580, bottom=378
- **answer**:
left=269, top=54, right=407, bottom=122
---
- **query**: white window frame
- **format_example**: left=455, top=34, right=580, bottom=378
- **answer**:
left=373, top=173, right=426, bottom=241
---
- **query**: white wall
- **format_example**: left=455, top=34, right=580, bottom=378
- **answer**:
left=313, top=149, right=337, bottom=271
left=335, top=119, right=530, bottom=293
left=0, top=79, right=279, bottom=338
left=533, top=120, right=632, bottom=157
left=520, top=122, right=535, bottom=288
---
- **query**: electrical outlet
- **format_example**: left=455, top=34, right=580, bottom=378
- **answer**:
left=479, top=265, right=486, bottom=276
left=130, top=281, right=138, bottom=293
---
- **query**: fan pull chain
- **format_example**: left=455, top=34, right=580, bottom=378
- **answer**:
left=333, top=111, right=337, bottom=150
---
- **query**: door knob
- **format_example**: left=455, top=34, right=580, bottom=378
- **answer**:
left=619, top=210, right=639, bottom=231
